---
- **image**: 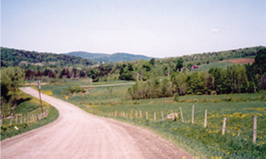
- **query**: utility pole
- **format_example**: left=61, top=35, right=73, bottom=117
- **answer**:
left=80, top=85, right=82, bottom=103
left=37, top=81, right=44, bottom=115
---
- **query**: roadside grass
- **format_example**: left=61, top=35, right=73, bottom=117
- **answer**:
left=1, top=91, right=59, bottom=140
left=39, top=81, right=266, bottom=158
left=89, top=102, right=266, bottom=159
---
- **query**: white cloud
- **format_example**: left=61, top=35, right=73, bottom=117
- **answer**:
left=211, top=29, right=219, bottom=33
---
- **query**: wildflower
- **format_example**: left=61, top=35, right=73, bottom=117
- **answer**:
left=228, top=152, right=229, bottom=154
left=217, top=148, right=219, bottom=150
left=139, top=121, right=141, bottom=123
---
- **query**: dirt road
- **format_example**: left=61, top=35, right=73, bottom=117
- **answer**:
left=1, top=87, right=192, bottom=159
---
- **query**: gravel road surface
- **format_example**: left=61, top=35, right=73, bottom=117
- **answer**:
left=1, top=87, right=192, bottom=159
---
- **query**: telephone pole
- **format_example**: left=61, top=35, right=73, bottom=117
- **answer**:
left=37, top=81, right=44, bottom=115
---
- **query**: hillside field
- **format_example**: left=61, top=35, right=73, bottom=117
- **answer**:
left=190, top=57, right=255, bottom=73
left=39, top=80, right=266, bottom=158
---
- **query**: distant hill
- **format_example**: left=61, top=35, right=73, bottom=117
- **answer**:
left=1, top=47, right=95, bottom=67
left=65, top=51, right=153, bottom=63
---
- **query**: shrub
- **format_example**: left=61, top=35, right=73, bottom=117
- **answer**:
left=258, top=95, right=264, bottom=98
left=1, top=125, right=7, bottom=132
left=193, top=99, right=199, bottom=102
left=222, top=97, right=232, bottom=102
left=212, top=98, right=220, bottom=103
left=196, top=92, right=202, bottom=95
left=173, top=93, right=179, bottom=102
left=231, top=97, right=243, bottom=102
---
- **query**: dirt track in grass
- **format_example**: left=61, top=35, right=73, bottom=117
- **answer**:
left=220, top=58, right=254, bottom=64
left=1, top=87, right=192, bottom=159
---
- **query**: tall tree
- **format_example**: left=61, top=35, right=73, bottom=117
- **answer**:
left=254, top=47, right=266, bottom=73
left=149, top=58, right=155, bottom=65
left=1, top=67, right=25, bottom=115
left=176, top=57, right=184, bottom=71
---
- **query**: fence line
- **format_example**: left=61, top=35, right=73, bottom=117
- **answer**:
left=90, top=106, right=260, bottom=143
left=4, top=108, right=49, bottom=126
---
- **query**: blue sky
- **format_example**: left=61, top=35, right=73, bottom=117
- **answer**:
left=1, top=0, right=266, bottom=57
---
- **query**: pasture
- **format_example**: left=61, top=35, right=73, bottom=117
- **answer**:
left=39, top=79, right=266, bottom=158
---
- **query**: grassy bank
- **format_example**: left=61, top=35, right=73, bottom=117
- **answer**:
left=1, top=91, right=59, bottom=140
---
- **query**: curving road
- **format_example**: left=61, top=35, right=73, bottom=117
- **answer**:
left=1, top=87, right=192, bottom=159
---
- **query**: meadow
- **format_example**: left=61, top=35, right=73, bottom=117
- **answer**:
left=190, top=61, right=233, bottom=72
left=190, top=56, right=256, bottom=73
left=1, top=91, right=59, bottom=140
left=39, top=79, right=266, bottom=158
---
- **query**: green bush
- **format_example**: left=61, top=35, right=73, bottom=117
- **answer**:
left=222, top=97, right=232, bottom=102
left=196, top=92, right=202, bottom=95
left=212, top=98, right=220, bottom=103
left=1, top=125, right=7, bottom=131
left=173, top=93, right=179, bottom=102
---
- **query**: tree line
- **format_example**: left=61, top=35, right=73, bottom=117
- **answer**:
left=127, top=48, right=266, bottom=100
left=1, top=47, right=95, bottom=67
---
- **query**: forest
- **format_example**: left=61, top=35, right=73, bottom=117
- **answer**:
left=1, top=47, right=95, bottom=67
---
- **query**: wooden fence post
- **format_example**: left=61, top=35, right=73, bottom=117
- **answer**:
left=140, top=110, right=142, bottom=118
left=204, top=110, right=207, bottom=128
left=130, top=110, right=133, bottom=119
left=146, top=112, right=148, bottom=120
left=46, top=109, right=48, bottom=117
left=192, top=105, right=194, bottom=124
left=80, top=86, right=82, bottom=103
left=10, top=115, right=13, bottom=125
left=154, top=112, right=156, bottom=122
left=179, top=107, right=184, bottom=122
left=161, top=111, right=164, bottom=121
left=222, top=117, right=227, bottom=135
left=21, top=114, right=23, bottom=124
left=253, top=115, right=257, bottom=143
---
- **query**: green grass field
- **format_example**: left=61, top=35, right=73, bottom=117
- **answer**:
left=190, top=56, right=256, bottom=73
left=39, top=79, right=266, bottom=158
left=191, top=61, right=233, bottom=72
left=1, top=91, right=59, bottom=140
